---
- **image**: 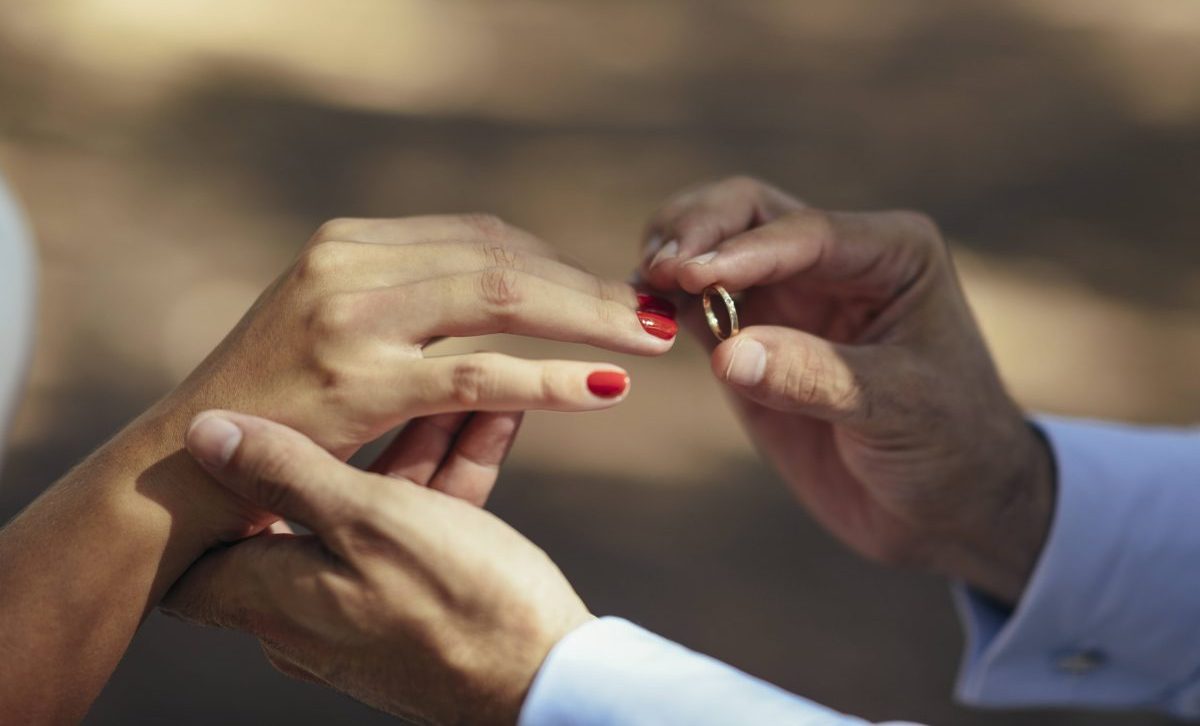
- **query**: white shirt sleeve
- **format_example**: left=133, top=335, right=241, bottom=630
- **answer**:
left=955, top=416, right=1200, bottom=716
left=0, top=173, right=36, bottom=466
left=519, top=617, right=921, bottom=726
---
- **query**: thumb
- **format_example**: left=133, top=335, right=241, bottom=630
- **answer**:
left=186, top=410, right=362, bottom=534
left=711, top=326, right=899, bottom=426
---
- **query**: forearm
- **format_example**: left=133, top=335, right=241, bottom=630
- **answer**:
left=0, top=409, right=238, bottom=722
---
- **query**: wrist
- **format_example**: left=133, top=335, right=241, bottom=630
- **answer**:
left=455, top=610, right=595, bottom=725
left=98, top=401, right=273, bottom=548
left=934, top=418, right=1056, bottom=605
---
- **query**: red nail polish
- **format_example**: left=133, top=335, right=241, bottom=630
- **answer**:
left=587, top=371, right=629, bottom=398
left=637, top=293, right=677, bottom=319
left=637, top=311, right=678, bottom=340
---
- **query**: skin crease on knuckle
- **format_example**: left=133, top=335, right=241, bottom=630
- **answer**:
left=481, top=242, right=523, bottom=272
left=449, top=357, right=495, bottom=409
left=538, top=366, right=571, bottom=408
left=477, top=267, right=525, bottom=319
left=592, top=297, right=617, bottom=331
left=777, top=346, right=830, bottom=411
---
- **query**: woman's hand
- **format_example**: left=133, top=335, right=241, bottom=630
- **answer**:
left=639, top=177, right=1052, bottom=603
left=3, top=213, right=669, bottom=722
left=165, top=410, right=591, bottom=725
left=144, top=214, right=678, bottom=540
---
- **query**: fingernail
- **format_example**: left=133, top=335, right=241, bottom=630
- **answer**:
left=725, top=338, right=767, bottom=386
left=637, top=292, right=677, bottom=319
left=683, top=251, right=718, bottom=266
left=648, top=239, right=678, bottom=269
left=187, top=414, right=243, bottom=470
left=587, top=371, right=629, bottom=398
left=642, top=234, right=664, bottom=264
left=637, top=311, right=678, bottom=340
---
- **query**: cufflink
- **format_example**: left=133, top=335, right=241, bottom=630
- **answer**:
left=1055, top=649, right=1106, bottom=675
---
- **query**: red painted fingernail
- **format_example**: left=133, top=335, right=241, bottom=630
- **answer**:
left=637, top=293, right=677, bottom=319
left=637, top=311, right=678, bottom=340
left=587, top=371, right=629, bottom=398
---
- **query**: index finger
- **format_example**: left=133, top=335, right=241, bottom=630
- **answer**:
left=640, top=177, right=803, bottom=290
left=674, top=208, right=944, bottom=298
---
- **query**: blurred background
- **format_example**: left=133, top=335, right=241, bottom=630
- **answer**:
left=2, top=1, right=1198, bottom=723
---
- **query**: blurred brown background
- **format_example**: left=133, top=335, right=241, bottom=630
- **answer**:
left=2, top=1, right=1199, bottom=724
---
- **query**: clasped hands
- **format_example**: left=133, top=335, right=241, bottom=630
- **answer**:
left=157, top=179, right=1054, bottom=724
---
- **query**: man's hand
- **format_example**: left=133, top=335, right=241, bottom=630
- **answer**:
left=640, top=177, right=1054, bottom=604
left=164, top=410, right=592, bottom=725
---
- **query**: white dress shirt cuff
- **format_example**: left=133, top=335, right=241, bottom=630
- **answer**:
left=955, top=416, right=1200, bottom=715
left=519, top=616, right=873, bottom=725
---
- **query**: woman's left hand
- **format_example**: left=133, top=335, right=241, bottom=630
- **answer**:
left=135, top=213, right=678, bottom=542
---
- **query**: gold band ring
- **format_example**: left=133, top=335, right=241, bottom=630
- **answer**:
left=702, top=285, right=739, bottom=341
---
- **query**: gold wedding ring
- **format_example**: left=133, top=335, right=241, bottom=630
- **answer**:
left=702, top=285, right=739, bottom=341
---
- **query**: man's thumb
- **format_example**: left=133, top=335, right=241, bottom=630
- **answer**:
left=186, top=410, right=356, bottom=533
left=712, top=326, right=890, bottom=425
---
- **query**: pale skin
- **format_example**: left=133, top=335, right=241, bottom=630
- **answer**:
left=162, top=179, right=1057, bottom=724
left=0, top=214, right=671, bottom=723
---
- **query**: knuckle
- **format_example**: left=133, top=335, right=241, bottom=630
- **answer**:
left=305, top=292, right=360, bottom=340
left=777, top=348, right=840, bottom=410
left=304, top=341, right=358, bottom=403
left=890, top=209, right=949, bottom=279
left=313, top=217, right=364, bottom=243
left=450, top=354, right=502, bottom=407
left=459, top=212, right=509, bottom=240
left=480, top=242, right=524, bottom=271
left=477, top=267, right=524, bottom=312
left=594, top=278, right=623, bottom=304
left=593, top=299, right=617, bottom=329
left=674, top=214, right=718, bottom=241
left=657, top=197, right=688, bottom=224
left=789, top=207, right=836, bottom=240
left=893, top=209, right=941, bottom=242
left=780, top=351, right=823, bottom=405
left=722, top=174, right=764, bottom=195
left=294, top=241, right=351, bottom=286
left=774, top=346, right=864, bottom=418
left=538, top=366, right=571, bottom=406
